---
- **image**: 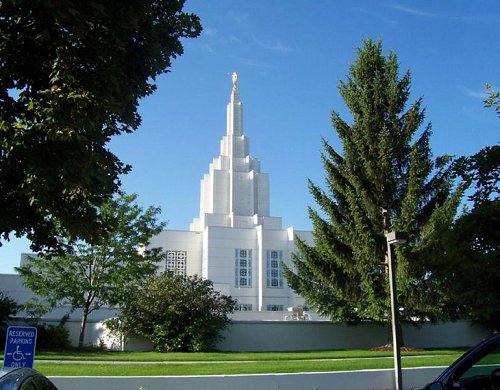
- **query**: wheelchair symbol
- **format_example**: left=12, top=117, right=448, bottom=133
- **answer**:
left=6, top=345, right=31, bottom=362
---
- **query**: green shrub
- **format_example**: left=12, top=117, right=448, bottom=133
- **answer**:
left=0, top=292, right=19, bottom=349
left=109, top=274, right=236, bottom=352
left=31, top=316, right=71, bottom=350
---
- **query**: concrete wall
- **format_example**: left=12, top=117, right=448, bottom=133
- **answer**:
left=216, top=320, right=490, bottom=351
left=14, top=316, right=489, bottom=352
left=49, top=367, right=446, bottom=390
left=8, top=317, right=119, bottom=349
left=120, top=319, right=489, bottom=352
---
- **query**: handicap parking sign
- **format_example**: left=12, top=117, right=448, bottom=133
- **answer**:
left=3, top=326, right=37, bottom=368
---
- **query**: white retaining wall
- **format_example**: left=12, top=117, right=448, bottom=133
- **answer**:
left=22, top=318, right=489, bottom=351
left=215, top=320, right=489, bottom=351
left=9, top=318, right=117, bottom=349
left=49, top=367, right=446, bottom=390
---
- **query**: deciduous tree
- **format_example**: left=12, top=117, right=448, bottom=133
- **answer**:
left=438, top=85, right=500, bottom=331
left=484, top=83, right=500, bottom=116
left=109, top=273, right=236, bottom=352
left=0, top=292, right=17, bottom=326
left=0, top=0, right=201, bottom=252
left=438, top=201, right=500, bottom=330
left=17, top=193, right=165, bottom=348
left=0, top=292, right=18, bottom=349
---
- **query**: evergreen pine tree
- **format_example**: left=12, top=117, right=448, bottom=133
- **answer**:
left=284, top=40, right=461, bottom=326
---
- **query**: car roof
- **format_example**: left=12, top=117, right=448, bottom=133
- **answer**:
left=0, top=366, right=20, bottom=378
left=0, top=366, right=40, bottom=381
left=0, top=366, right=58, bottom=390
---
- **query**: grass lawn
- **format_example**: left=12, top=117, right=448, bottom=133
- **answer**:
left=3, top=349, right=464, bottom=377
left=31, top=348, right=463, bottom=362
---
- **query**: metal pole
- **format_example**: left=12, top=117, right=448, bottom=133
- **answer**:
left=387, top=240, right=403, bottom=390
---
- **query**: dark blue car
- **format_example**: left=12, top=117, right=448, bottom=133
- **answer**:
left=423, top=333, right=500, bottom=390
left=0, top=367, right=57, bottom=390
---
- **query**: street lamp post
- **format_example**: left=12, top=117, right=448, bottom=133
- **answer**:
left=386, top=231, right=408, bottom=390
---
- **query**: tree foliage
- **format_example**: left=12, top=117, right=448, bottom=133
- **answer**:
left=484, top=83, right=500, bottom=117
left=109, top=273, right=236, bottom=352
left=284, top=40, right=461, bottom=325
left=453, top=84, right=499, bottom=207
left=454, top=145, right=499, bottom=207
left=0, top=0, right=201, bottom=252
left=0, top=292, right=18, bottom=349
left=17, top=192, right=165, bottom=348
left=438, top=201, right=500, bottom=330
left=24, top=315, right=71, bottom=350
left=438, top=85, right=500, bottom=331
left=0, top=292, right=18, bottom=328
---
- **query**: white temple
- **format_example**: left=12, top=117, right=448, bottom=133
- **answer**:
left=149, top=73, right=313, bottom=318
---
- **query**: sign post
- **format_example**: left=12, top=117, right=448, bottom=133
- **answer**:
left=3, top=326, right=37, bottom=368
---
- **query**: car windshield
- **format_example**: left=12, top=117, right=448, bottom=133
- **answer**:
left=453, top=340, right=500, bottom=389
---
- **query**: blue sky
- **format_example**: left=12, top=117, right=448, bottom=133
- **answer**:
left=1, top=0, right=498, bottom=273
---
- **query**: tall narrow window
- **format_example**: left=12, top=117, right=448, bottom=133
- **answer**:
left=266, top=250, right=283, bottom=288
left=235, top=249, right=252, bottom=287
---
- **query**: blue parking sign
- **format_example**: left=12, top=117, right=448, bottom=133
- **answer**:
left=3, top=326, right=37, bottom=368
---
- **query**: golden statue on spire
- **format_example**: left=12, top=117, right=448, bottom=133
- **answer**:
left=231, top=71, right=238, bottom=91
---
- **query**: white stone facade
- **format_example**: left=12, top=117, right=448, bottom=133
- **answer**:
left=151, top=74, right=313, bottom=319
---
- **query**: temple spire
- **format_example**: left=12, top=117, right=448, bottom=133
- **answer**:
left=231, top=71, right=238, bottom=91
left=190, top=72, right=282, bottom=232
left=227, top=71, right=242, bottom=136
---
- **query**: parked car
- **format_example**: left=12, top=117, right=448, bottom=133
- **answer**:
left=0, top=366, right=58, bottom=390
left=422, top=333, right=500, bottom=390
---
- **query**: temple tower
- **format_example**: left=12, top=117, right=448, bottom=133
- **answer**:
left=149, top=73, right=311, bottom=315
left=190, top=73, right=282, bottom=231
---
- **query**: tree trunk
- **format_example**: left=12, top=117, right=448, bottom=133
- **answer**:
left=386, top=321, right=406, bottom=348
left=397, top=320, right=405, bottom=348
left=79, top=307, right=89, bottom=349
